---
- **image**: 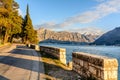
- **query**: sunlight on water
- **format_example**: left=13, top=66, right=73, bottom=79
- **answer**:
left=39, top=43, right=120, bottom=79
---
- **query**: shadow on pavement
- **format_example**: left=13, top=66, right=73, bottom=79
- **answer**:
left=0, top=45, right=74, bottom=80
left=0, top=75, right=9, bottom=80
left=9, top=45, right=39, bottom=57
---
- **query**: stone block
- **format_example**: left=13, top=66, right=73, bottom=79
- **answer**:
left=79, top=60, right=83, bottom=66
left=27, top=44, right=31, bottom=47
left=68, top=61, right=72, bottom=69
left=39, top=46, right=66, bottom=64
left=89, top=66, right=97, bottom=75
left=35, top=45, right=40, bottom=51
left=96, top=70, right=101, bottom=78
left=83, top=61, right=89, bottom=69
left=72, top=52, right=118, bottom=80
left=104, top=59, right=118, bottom=68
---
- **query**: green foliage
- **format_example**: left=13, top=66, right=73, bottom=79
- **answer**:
left=22, top=5, right=38, bottom=44
left=0, top=1, right=38, bottom=44
left=0, top=0, right=23, bottom=44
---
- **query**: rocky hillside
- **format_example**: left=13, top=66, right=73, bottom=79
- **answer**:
left=37, top=28, right=100, bottom=43
left=94, top=27, right=120, bottom=45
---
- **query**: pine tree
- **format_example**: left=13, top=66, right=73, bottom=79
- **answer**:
left=22, top=5, right=38, bottom=44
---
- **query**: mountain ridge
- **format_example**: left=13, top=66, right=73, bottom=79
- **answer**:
left=93, top=27, right=120, bottom=45
left=37, top=28, right=102, bottom=44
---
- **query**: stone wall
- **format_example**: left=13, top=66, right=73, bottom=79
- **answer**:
left=27, top=44, right=40, bottom=51
left=40, top=46, right=66, bottom=64
left=27, top=44, right=66, bottom=64
left=72, top=52, right=118, bottom=80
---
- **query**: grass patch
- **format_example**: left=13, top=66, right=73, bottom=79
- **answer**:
left=40, top=51, right=80, bottom=80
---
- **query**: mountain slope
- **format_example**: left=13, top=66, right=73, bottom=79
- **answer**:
left=94, top=27, right=120, bottom=45
left=37, top=28, right=100, bottom=43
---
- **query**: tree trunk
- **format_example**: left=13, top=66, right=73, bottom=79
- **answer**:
left=9, top=34, right=14, bottom=43
left=3, top=31, right=9, bottom=44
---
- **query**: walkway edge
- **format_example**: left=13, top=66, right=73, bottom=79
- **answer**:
left=29, top=50, right=39, bottom=80
left=29, top=49, right=45, bottom=80
left=38, top=51, right=45, bottom=80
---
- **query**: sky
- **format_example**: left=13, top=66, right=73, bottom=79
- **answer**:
left=15, top=0, right=120, bottom=32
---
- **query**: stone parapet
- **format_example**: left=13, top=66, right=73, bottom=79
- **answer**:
left=72, top=52, right=118, bottom=80
left=27, top=44, right=66, bottom=64
left=40, top=46, right=66, bottom=64
left=27, top=44, right=40, bottom=51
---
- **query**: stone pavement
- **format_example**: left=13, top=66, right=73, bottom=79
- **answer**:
left=0, top=44, right=44, bottom=80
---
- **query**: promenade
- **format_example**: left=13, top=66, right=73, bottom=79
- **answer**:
left=0, top=44, right=44, bottom=80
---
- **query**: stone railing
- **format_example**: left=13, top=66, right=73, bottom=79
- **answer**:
left=72, top=52, right=118, bottom=80
left=40, top=46, right=66, bottom=64
left=27, top=44, right=40, bottom=51
left=27, top=44, right=66, bottom=64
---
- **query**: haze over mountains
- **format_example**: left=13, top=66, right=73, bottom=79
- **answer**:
left=66, top=27, right=104, bottom=35
left=37, top=27, right=103, bottom=44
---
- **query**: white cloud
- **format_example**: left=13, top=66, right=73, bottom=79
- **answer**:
left=38, top=0, right=120, bottom=29
left=66, top=0, right=120, bottom=24
left=41, top=22, right=56, bottom=28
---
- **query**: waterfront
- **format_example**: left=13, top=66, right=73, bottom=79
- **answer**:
left=40, top=43, right=120, bottom=79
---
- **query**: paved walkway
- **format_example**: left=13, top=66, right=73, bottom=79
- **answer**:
left=0, top=44, right=44, bottom=80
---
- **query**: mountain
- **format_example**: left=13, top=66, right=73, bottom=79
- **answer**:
left=93, top=27, right=120, bottom=45
left=37, top=28, right=101, bottom=44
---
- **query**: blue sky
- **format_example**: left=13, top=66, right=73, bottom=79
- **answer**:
left=15, top=0, right=120, bottom=32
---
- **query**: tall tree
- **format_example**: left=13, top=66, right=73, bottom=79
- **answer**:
left=0, top=0, right=13, bottom=43
left=0, top=0, right=23, bottom=44
left=22, top=5, right=38, bottom=44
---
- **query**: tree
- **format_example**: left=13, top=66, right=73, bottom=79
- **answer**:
left=0, top=1, right=37, bottom=44
left=8, top=11, right=23, bottom=43
left=0, top=0, right=23, bottom=44
left=22, top=5, right=38, bottom=44
left=0, top=0, right=12, bottom=43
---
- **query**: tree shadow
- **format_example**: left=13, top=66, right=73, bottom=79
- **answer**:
left=0, top=76, right=9, bottom=80
left=0, top=54, right=77, bottom=80
left=0, top=54, right=79, bottom=80
left=0, top=56, right=41, bottom=73
left=8, top=45, right=38, bottom=57
left=40, top=52, right=80, bottom=80
left=0, top=45, right=80, bottom=80
left=0, top=44, right=44, bottom=79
